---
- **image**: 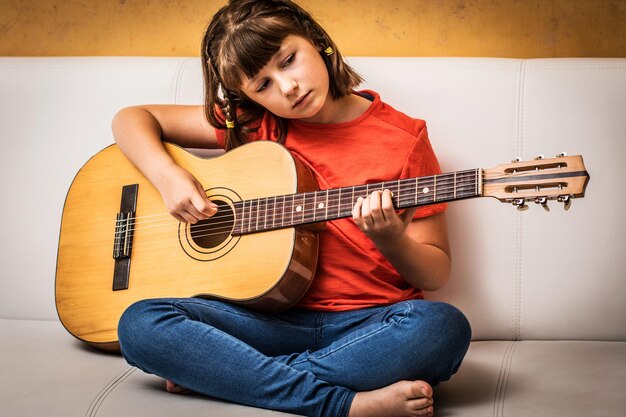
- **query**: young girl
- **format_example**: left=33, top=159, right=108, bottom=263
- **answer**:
left=114, top=1, right=471, bottom=416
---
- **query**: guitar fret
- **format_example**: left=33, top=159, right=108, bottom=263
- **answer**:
left=272, top=196, right=276, bottom=228
left=474, top=168, right=480, bottom=195
left=316, top=191, right=323, bottom=222
left=396, top=180, right=401, bottom=207
left=279, top=195, right=286, bottom=227
left=256, top=198, right=260, bottom=231
left=289, top=194, right=294, bottom=227
left=264, top=197, right=269, bottom=230
left=325, top=190, right=329, bottom=221
left=300, top=193, right=307, bottom=223
left=247, top=199, right=253, bottom=233
left=453, top=171, right=456, bottom=198
left=327, top=189, right=339, bottom=219
left=350, top=186, right=356, bottom=211
left=239, top=201, right=245, bottom=234
left=254, top=199, right=260, bottom=232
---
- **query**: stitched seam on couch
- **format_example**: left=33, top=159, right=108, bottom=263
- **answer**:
left=493, top=341, right=518, bottom=417
left=172, top=59, right=189, bottom=104
left=85, top=367, right=137, bottom=417
left=511, top=60, right=526, bottom=341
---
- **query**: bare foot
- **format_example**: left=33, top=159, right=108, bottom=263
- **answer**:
left=165, top=379, right=191, bottom=394
left=348, top=380, right=434, bottom=417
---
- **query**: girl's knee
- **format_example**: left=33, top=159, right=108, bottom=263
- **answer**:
left=408, top=300, right=471, bottom=342
left=431, top=301, right=471, bottom=344
left=403, top=300, right=471, bottom=377
left=117, top=298, right=173, bottom=362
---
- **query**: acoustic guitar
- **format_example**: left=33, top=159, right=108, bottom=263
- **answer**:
left=55, top=141, right=589, bottom=351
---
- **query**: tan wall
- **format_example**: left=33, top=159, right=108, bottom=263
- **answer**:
left=1, top=0, right=624, bottom=57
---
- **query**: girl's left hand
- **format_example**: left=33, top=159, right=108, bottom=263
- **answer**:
left=352, top=189, right=418, bottom=247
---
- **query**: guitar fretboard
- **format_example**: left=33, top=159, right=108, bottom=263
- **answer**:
left=232, top=168, right=482, bottom=235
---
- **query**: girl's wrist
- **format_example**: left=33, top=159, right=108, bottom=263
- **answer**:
left=374, top=232, right=411, bottom=256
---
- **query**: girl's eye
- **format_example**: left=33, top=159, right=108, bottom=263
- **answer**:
left=256, top=79, right=270, bottom=93
left=282, top=53, right=295, bottom=67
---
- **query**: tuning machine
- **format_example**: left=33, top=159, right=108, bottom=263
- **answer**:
left=534, top=197, right=550, bottom=212
left=558, top=195, right=572, bottom=211
left=512, top=198, right=529, bottom=211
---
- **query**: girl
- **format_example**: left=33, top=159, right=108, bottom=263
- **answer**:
left=114, top=1, right=471, bottom=416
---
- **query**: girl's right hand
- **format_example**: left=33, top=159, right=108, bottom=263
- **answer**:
left=155, top=163, right=218, bottom=224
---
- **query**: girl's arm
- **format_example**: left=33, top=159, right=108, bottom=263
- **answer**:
left=352, top=190, right=451, bottom=291
left=112, top=105, right=220, bottom=223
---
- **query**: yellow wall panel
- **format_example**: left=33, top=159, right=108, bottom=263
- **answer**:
left=0, top=0, right=624, bottom=57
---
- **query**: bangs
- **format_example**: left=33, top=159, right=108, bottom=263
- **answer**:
left=218, top=18, right=296, bottom=91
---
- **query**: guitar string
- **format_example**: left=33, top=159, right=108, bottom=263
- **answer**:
left=114, top=187, right=479, bottom=242
left=112, top=164, right=576, bottom=242
left=120, top=171, right=479, bottom=228
left=114, top=175, right=481, bottom=238
left=116, top=163, right=560, bottom=230
left=121, top=190, right=482, bottom=244
left=114, top=175, right=479, bottom=237
left=119, top=191, right=481, bottom=246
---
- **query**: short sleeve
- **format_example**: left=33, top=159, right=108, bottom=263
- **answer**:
left=213, top=111, right=277, bottom=149
left=214, top=127, right=227, bottom=149
left=400, top=124, right=448, bottom=219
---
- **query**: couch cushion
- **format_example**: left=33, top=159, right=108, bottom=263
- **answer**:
left=3, top=319, right=624, bottom=417
left=0, top=318, right=126, bottom=417
left=435, top=340, right=626, bottom=417
left=0, top=318, right=295, bottom=417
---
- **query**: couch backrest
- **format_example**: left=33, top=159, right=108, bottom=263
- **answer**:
left=0, top=57, right=624, bottom=341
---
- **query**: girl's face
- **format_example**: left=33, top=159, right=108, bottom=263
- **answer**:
left=240, top=35, right=332, bottom=123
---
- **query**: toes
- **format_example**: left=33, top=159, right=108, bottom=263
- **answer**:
left=415, top=406, right=434, bottom=416
left=409, top=380, right=433, bottom=399
left=408, top=395, right=434, bottom=417
left=165, top=380, right=190, bottom=394
left=419, top=382, right=433, bottom=398
left=408, top=397, right=432, bottom=409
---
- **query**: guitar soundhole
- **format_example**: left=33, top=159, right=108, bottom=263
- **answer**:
left=189, top=200, right=234, bottom=249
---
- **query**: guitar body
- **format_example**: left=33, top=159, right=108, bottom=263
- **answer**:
left=56, top=141, right=319, bottom=351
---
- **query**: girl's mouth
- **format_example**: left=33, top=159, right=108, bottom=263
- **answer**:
left=293, top=91, right=311, bottom=108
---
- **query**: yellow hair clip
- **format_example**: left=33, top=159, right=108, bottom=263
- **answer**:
left=324, top=46, right=334, bottom=56
left=225, top=120, right=235, bottom=129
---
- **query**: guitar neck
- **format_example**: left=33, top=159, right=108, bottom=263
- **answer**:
left=232, top=168, right=482, bottom=235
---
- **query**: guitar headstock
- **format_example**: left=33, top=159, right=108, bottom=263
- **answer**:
left=482, top=153, right=589, bottom=211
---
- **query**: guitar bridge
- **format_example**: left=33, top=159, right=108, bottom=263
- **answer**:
left=112, top=184, right=138, bottom=291
left=113, top=212, right=134, bottom=259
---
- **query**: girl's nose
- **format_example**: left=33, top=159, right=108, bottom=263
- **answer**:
left=278, top=76, right=297, bottom=96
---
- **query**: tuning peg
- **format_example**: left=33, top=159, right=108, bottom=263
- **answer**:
left=511, top=157, right=522, bottom=163
left=534, top=154, right=545, bottom=160
left=556, top=152, right=568, bottom=157
left=534, top=197, right=550, bottom=212
left=513, top=198, right=529, bottom=211
left=558, top=195, right=572, bottom=211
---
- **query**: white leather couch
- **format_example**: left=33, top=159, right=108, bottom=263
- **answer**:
left=1, top=57, right=624, bottom=417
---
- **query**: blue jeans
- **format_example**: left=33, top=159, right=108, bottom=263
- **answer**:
left=118, top=298, right=470, bottom=417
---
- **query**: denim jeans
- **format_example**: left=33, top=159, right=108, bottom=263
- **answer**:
left=118, top=298, right=471, bottom=417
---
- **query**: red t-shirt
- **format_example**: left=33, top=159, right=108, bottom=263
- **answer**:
left=215, top=90, right=446, bottom=311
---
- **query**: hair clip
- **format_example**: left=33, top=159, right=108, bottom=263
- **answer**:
left=324, top=46, right=334, bottom=56
left=225, top=120, right=235, bottom=129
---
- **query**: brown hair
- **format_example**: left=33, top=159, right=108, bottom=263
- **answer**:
left=201, top=0, right=363, bottom=150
